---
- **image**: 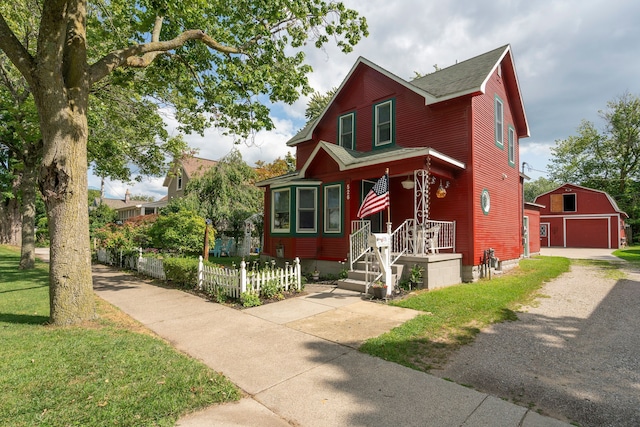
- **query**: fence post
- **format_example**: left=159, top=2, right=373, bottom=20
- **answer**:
left=294, top=257, right=301, bottom=291
left=198, top=256, right=204, bottom=290
left=240, top=260, right=247, bottom=294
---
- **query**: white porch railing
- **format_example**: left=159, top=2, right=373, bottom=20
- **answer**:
left=349, top=220, right=372, bottom=270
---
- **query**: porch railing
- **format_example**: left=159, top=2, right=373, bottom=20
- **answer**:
left=389, top=219, right=456, bottom=257
left=349, top=220, right=371, bottom=271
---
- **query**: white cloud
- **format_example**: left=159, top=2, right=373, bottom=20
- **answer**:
left=90, top=0, right=640, bottom=196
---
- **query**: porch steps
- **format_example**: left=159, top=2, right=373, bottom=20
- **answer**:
left=336, top=260, right=404, bottom=294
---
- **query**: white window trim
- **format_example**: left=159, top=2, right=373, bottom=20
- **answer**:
left=563, top=193, right=577, bottom=212
left=176, top=170, right=183, bottom=190
left=296, top=187, right=317, bottom=233
left=495, top=96, right=504, bottom=148
left=374, top=100, right=393, bottom=147
left=323, top=184, right=342, bottom=234
left=271, top=188, right=291, bottom=233
left=339, top=113, right=355, bottom=149
left=508, top=126, right=515, bottom=166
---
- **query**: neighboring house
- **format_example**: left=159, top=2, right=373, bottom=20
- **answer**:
left=534, top=183, right=628, bottom=249
left=94, top=190, right=168, bottom=221
left=163, top=155, right=218, bottom=200
left=257, top=44, right=530, bottom=283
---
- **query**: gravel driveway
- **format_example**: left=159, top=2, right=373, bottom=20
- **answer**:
left=431, top=257, right=640, bottom=426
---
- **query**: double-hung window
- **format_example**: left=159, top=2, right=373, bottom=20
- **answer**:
left=338, top=113, right=355, bottom=149
left=296, top=188, right=317, bottom=233
left=324, top=184, right=342, bottom=234
left=374, top=100, right=393, bottom=147
left=495, top=96, right=504, bottom=148
left=272, top=189, right=290, bottom=233
left=508, top=126, right=515, bottom=166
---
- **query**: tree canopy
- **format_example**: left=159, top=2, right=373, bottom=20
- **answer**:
left=548, top=93, right=640, bottom=236
left=0, top=0, right=367, bottom=325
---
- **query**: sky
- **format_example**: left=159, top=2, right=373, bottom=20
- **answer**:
left=90, top=0, right=640, bottom=200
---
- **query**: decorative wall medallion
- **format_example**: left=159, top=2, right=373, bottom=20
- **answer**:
left=481, top=189, right=490, bottom=215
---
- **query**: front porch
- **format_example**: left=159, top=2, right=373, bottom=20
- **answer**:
left=339, top=218, right=462, bottom=294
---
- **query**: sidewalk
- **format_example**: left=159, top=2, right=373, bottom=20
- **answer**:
left=91, top=264, right=570, bottom=427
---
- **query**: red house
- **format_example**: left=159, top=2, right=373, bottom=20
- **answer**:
left=257, top=45, right=530, bottom=284
left=534, top=183, right=628, bottom=249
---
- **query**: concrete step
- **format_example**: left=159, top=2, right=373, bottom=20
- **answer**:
left=337, top=273, right=397, bottom=294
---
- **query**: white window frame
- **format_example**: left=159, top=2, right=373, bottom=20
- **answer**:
left=271, top=188, right=291, bottom=233
left=563, top=193, right=577, bottom=212
left=374, top=100, right=393, bottom=147
left=296, top=187, right=317, bottom=233
left=323, top=184, right=342, bottom=234
left=508, top=126, right=515, bottom=166
left=176, top=170, right=183, bottom=190
left=338, top=113, right=355, bottom=149
left=495, top=96, right=504, bottom=148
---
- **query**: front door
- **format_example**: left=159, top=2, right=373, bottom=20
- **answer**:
left=362, top=180, right=384, bottom=233
left=540, top=223, right=549, bottom=248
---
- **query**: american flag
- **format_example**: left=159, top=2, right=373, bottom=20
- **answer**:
left=357, top=174, right=389, bottom=218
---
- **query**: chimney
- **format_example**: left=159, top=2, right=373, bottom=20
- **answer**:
left=125, top=189, right=130, bottom=203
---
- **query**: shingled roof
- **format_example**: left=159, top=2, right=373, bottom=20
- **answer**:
left=411, top=44, right=508, bottom=99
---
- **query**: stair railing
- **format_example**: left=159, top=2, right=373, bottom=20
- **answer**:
left=349, top=220, right=371, bottom=271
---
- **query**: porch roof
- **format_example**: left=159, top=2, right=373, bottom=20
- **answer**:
left=256, top=141, right=465, bottom=187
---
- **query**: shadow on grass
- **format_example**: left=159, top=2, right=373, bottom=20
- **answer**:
left=0, top=312, right=49, bottom=325
left=0, top=285, right=48, bottom=294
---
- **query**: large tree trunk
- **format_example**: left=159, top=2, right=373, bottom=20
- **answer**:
left=19, top=154, right=38, bottom=269
left=0, top=195, right=21, bottom=246
left=37, top=96, right=95, bottom=326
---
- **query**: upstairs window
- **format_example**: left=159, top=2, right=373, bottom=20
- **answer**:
left=176, top=170, right=183, bottom=190
left=495, top=96, right=504, bottom=148
left=508, top=126, right=515, bottom=166
left=296, top=188, right=317, bottom=233
left=338, top=113, right=355, bottom=149
left=272, top=189, right=290, bottom=233
left=563, top=193, right=576, bottom=212
left=374, top=99, right=394, bottom=147
left=550, top=193, right=577, bottom=213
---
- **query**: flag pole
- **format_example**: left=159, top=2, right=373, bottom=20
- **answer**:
left=386, top=168, right=391, bottom=234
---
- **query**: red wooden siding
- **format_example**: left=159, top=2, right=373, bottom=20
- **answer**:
left=525, top=207, right=541, bottom=254
left=470, top=68, right=522, bottom=265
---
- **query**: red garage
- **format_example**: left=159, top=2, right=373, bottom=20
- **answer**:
left=534, top=184, right=628, bottom=249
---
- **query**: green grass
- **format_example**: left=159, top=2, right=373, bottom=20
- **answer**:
left=0, top=245, right=240, bottom=427
left=613, top=245, right=640, bottom=267
left=360, top=256, right=571, bottom=371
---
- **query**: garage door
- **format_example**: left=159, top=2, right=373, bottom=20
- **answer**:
left=566, top=218, right=609, bottom=248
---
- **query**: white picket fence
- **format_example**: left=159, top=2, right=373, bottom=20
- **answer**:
left=198, top=256, right=302, bottom=298
left=95, top=248, right=301, bottom=299
left=138, top=256, right=166, bottom=280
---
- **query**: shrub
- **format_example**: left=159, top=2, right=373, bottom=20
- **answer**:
left=207, top=285, right=227, bottom=303
left=260, top=279, right=282, bottom=299
left=240, top=292, right=261, bottom=307
left=163, top=257, right=199, bottom=288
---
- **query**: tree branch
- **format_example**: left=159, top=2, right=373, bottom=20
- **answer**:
left=0, top=13, right=37, bottom=88
left=89, top=28, right=242, bottom=85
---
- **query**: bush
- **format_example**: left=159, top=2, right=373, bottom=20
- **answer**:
left=163, top=257, right=199, bottom=288
left=260, top=279, right=283, bottom=300
left=240, top=292, right=261, bottom=307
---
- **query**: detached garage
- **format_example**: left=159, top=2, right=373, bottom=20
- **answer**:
left=534, top=184, right=628, bottom=249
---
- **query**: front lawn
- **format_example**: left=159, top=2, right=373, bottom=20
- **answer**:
left=0, top=245, right=240, bottom=427
left=613, top=245, right=640, bottom=267
left=360, top=256, right=571, bottom=371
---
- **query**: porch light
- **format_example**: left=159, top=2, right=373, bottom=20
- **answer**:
left=436, top=180, right=450, bottom=198
left=401, top=175, right=415, bottom=190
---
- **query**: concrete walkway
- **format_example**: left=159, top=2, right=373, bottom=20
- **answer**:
left=88, top=264, right=569, bottom=427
